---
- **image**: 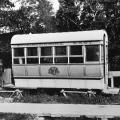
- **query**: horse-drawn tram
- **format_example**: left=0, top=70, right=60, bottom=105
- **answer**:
left=10, top=30, right=109, bottom=91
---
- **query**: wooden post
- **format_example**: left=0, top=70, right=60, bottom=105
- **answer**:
left=2, top=68, right=12, bottom=86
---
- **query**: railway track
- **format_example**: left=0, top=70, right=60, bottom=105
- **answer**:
left=0, top=103, right=120, bottom=119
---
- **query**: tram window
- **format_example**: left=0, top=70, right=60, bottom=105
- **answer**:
left=55, top=46, right=66, bottom=55
left=86, top=45, right=99, bottom=62
left=14, top=48, right=24, bottom=57
left=55, top=57, right=68, bottom=63
left=70, top=57, right=83, bottom=63
left=27, top=47, right=37, bottom=56
left=41, top=47, right=52, bottom=56
left=70, top=46, right=82, bottom=55
left=13, top=58, right=25, bottom=64
left=40, top=58, right=53, bottom=63
left=27, top=58, right=39, bottom=64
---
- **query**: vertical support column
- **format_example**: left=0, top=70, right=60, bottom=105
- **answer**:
left=67, top=46, right=70, bottom=64
left=53, top=46, right=55, bottom=64
left=24, top=47, right=27, bottom=76
left=100, top=45, right=102, bottom=63
left=111, top=77, right=114, bottom=88
left=83, top=45, right=86, bottom=77
left=24, top=47, right=27, bottom=64
left=38, top=46, right=40, bottom=64
left=103, top=34, right=108, bottom=88
left=38, top=46, right=41, bottom=76
left=67, top=46, right=70, bottom=78
left=11, top=47, right=14, bottom=65
left=100, top=45, right=105, bottom=88
left=83, top=45, right=86, bottom=64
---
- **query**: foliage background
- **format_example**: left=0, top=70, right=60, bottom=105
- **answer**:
left=0, top=0, right=120, bottom=70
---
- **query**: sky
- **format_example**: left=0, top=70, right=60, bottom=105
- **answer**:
left=48, top=0, right=60, bottom=13
left=9, top=0, right=60, bottom=13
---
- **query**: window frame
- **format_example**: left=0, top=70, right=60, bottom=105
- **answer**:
left=54, top=46, right=68, bottom=64
left=12, top=47, right=25, bottom=65
left=40, top=46, right=53, bottom=64
left=26, top=47, right=39, bottom=64
left=69, top=45, right=84, bottom=64
left=12, top=43, right=101, bottom=65
left=85, top=45, right=100, bottom=63
left=27, top=47, right=38, bottom=57
left=14, top=47, right=24, bottom=57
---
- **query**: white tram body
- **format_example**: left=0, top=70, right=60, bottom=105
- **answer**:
left=11, top=30, right=108, bottom=90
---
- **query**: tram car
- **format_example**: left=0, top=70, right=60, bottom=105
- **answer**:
left=9, top=30, right=108, bottom=90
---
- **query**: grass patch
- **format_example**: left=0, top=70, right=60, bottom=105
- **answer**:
left=0, top=113, right=120, bottom=120
left=11, top=89, right=120, bottom=104
left=0, top=114, right=104, bottom=120
left=0, top=113, right=33, bottom=120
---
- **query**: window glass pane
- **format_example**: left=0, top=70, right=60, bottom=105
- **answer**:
left=55, top=57, right=68, bottom=63
left=14, top=48, right=24, bottom=57
left=55, top=46, right=66, bottom=55
left=41, top=47, right=52, bottom=56
left=41, top=58, right=53, bottom=63
left=70, top=57, right=83, bottom=63
left=27, top=47, right=37, bottom=56
left=101, top=45, right=104, bottom=61
left=13, top=58, right=25, bottom=64
left=86, top=45, right=99, bottom=62
left=27, top=58, right=38, bottom=64
left=106, top=45, right=108, bottom=62
left=70, top=46, right=82, bottom=55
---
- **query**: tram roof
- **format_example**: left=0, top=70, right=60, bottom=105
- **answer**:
left=11, top=30, right=107, bottom=45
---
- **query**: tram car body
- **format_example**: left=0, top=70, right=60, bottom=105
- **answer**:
left=11, top=30, right=108, bottom=90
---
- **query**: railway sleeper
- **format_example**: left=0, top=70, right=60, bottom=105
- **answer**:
left=60, top=89, right=96, bottom=98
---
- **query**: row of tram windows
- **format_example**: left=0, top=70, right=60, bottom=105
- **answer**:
left=12, top=45, right=102, bottom=64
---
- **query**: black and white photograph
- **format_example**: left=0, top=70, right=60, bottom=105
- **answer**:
left=0, top=0, right=120, bottom=120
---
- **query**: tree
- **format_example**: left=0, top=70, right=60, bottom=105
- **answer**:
left=56, top=0, right=81, bottom=32
left=0, top=0, right=56, bottom=68
left=19, top=0, right=55, bottom=33
left=0, top=0, right=55, bottom=34
left=0, top=0, right=14, bottom=8
left=56, top=0, right=120, bottom=70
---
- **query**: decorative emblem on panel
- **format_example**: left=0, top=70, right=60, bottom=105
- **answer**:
left=48, top=67, right=59, bottom=75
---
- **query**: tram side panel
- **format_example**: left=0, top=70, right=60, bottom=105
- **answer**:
left=12, top=64, right=104, bottom=89
left=12, top=44, right=106, bottom=89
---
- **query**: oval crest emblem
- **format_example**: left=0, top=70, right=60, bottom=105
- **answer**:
left=48, top=67, right=59, bottom=75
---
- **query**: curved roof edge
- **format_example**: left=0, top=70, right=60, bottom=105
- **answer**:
left=11, top=30, right=108, bottom=45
